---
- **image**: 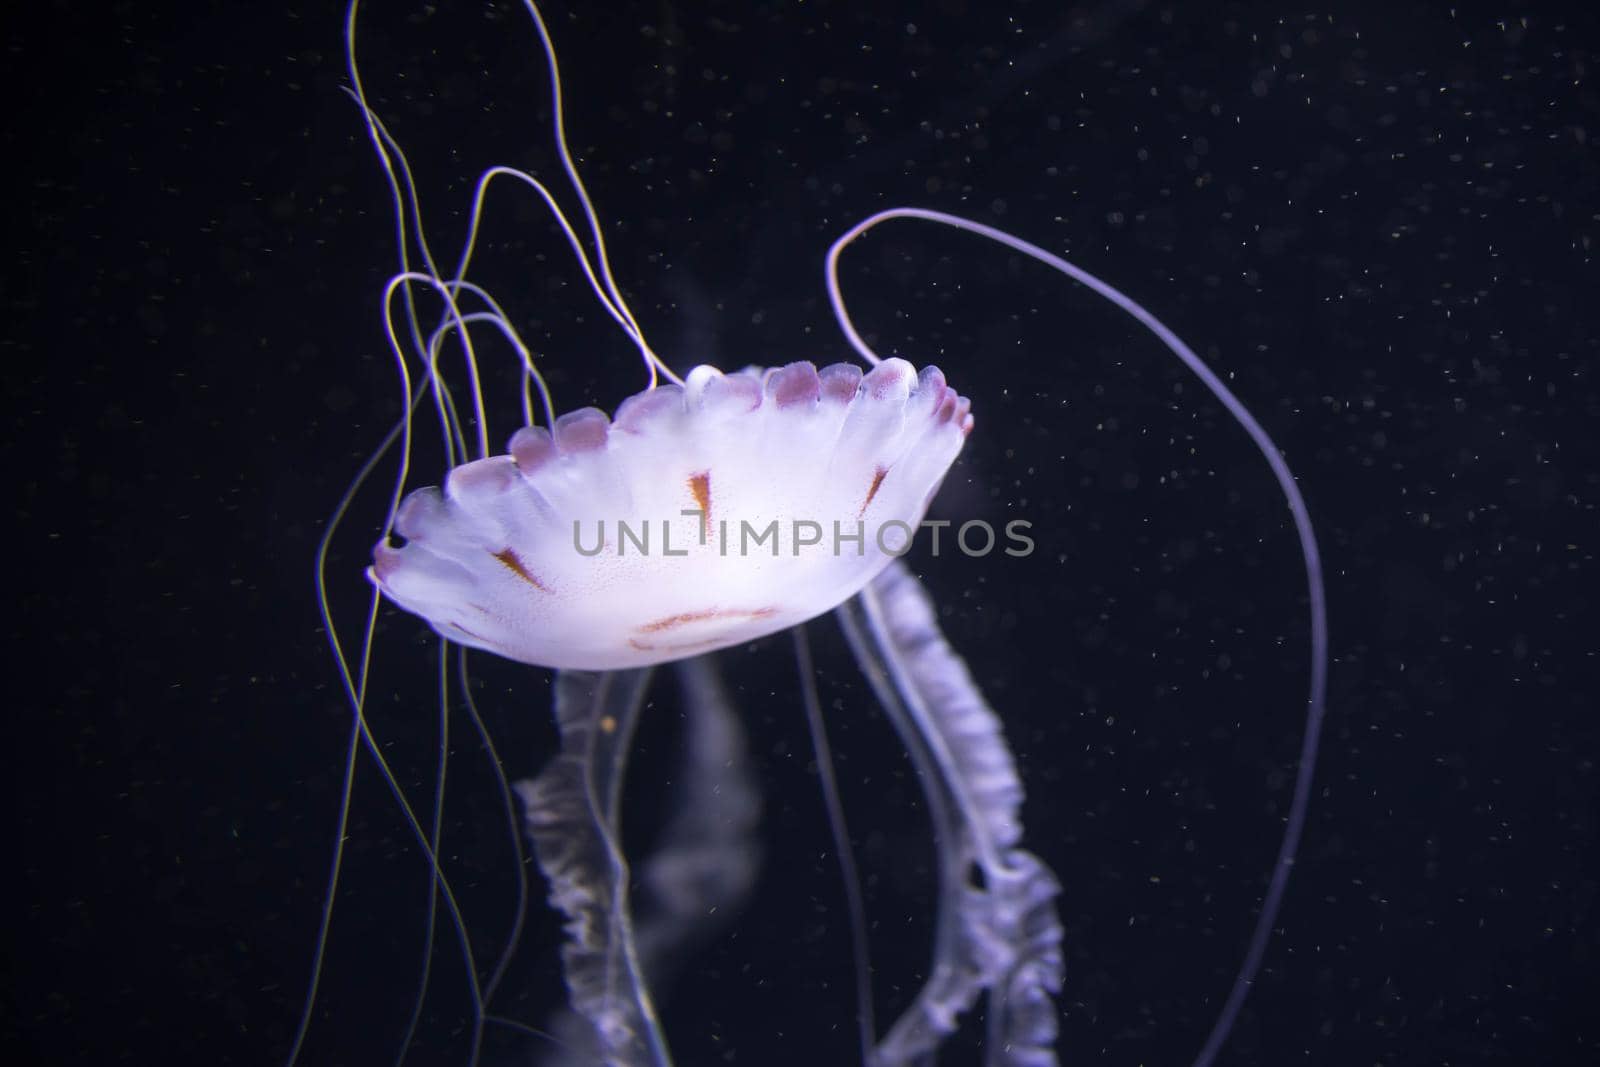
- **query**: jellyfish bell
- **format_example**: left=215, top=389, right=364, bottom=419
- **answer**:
left=370, top=357, right=972, bottom=671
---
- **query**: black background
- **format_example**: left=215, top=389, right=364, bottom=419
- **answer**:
left=8, top=2, right=1598, bottom=1065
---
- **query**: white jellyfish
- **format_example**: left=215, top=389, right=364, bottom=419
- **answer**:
left=371, top=354, right=972, bottom=672
left=291, top=3, right=1329, bottom=1066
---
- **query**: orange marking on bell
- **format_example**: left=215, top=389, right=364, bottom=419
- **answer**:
left=492, top=547, right=549, bottom=591
left=636, top=606, right=778, bottom=634
left=858, top=465, right=889, bottom=518
left=688, top=470, right=712, bottom=535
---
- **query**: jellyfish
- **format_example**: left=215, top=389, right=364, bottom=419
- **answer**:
left=293, top=3, right=1329, bottom=1065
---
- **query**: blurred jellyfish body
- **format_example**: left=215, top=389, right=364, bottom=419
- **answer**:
left=294, top=3, right=1328, bottom=1066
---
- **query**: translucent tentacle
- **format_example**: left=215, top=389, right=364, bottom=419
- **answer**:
left=514, top=669, right=668, bottom=1067
left=839, top=561, right=1064, bottom=1067
left=631, top=658, right=763, bottom=978
left=519, top=661, right=761, bottom=1067
left=828, top=207, right=1329, bottom=1067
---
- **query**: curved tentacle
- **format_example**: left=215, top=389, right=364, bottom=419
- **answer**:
left=839, top=561, right=1064, bottom=1067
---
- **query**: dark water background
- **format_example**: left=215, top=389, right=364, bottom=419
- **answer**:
left=9, top=2, right=1597, bottom=1064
